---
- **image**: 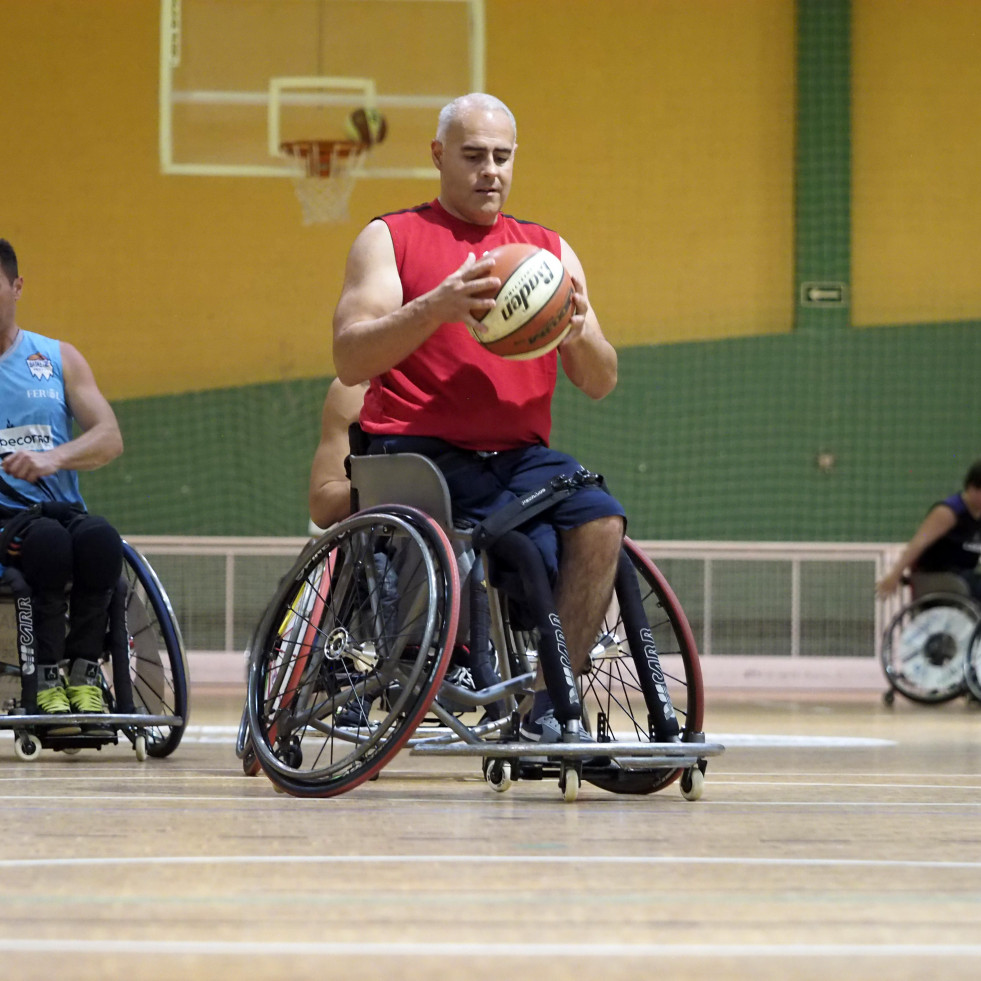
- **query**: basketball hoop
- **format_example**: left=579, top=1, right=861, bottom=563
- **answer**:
left=280, top=140, right=368, bottom=225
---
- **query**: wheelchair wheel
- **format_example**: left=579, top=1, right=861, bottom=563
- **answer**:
left=247, top=505, right=460, bottom=797
left=579, top=536, right=704, bottom=795
left=118, top=542, right=190, bottom=757
left=966, top=621, right=981, bottom=702
left=882, top=593, right=978, bottom=704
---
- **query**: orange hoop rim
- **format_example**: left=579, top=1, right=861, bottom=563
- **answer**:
left=280, top=139, right=368, bottom=178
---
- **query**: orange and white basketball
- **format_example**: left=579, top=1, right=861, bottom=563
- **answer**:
left=471, top=243, right=576, bottom=360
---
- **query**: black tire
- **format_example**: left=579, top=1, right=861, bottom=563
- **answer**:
left=881, top=594, right=978, bottom=704
left=119, top=542, right=191, bottom=757
left=246, top=506, right=460, bottom=797
left=579, top=537, right=705, bottom=795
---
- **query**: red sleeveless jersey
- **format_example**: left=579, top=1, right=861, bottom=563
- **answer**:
left=360, top=199, right=562, bottom=451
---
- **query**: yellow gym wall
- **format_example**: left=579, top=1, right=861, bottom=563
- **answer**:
left=852, top=0, right=981, bottom=328
left=4, top=0, right=795, bottom=401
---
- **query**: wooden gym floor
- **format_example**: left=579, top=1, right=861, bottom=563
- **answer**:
left=1, top=685, right=980, bottom=981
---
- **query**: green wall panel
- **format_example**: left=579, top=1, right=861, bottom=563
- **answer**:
left=81, top=322, right=980, bottom=542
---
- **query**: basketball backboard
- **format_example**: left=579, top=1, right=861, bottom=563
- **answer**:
left=159, top=0, right=485, bottom=179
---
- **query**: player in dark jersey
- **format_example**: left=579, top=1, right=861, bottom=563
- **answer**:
left=876, top=460, right=981, bottom=601
left=332, top=94, right=623, bottom=741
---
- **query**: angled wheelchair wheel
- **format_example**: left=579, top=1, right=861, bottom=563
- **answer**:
left=881, top=593, right=978, bottom=704
left=579, top=537, right=704, bottom=795
left=247, top=505, right=460, bottom=797
left=236, top=621, right=263, bottom=775
left=117, top=542, right=190, bottom=757
left=236, top=702, right=262, bottom=776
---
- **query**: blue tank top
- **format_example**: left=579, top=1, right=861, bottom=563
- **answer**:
left=0, top=329, right=84, bottom=510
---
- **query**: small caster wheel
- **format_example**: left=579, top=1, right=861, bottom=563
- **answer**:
left=483, top=758, right=512, bottom=793
left=61, top=746, right=82, bottom=756
left=282, top=737, right=302, bottom=769
left=883, top=689, right=895, bottom=707
left=134, top=735, right=148, bottom=762
left=680, top=765, right=704, bottom=801
left=560, top=766, right=580, bottom=803
left=15, top=734, right=41, bottom=761
left=242, top=745, right=261, bottom=777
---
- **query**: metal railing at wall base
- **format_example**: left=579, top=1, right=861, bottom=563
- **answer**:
left=124, top=536, right=907, bottom=677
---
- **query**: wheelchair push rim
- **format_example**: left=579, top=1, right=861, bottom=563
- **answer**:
left=246, top=506, right=459, bottom=797
left=118, top=541, right=191, bottom=756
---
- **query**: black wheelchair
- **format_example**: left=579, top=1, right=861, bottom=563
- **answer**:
left=880, top=571, right=981, bottom=706
left=0, top=541, right=190, bottom=760
left=239, top=452, right=722, bottom=802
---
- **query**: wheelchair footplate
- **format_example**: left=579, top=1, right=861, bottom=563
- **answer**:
left=0, top=712, right=184, bottom=760
left=411, top=733, right=725, bottom=767
left=411, top=730, right=724, bottom=802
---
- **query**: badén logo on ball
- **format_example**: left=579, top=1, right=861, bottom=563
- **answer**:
left=496, top=254, right=556, bottom=323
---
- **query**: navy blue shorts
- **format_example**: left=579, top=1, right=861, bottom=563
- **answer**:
left=367, top=436, right=626, bottom=581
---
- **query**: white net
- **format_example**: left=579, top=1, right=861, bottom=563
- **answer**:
left=283, top=141, right=368, bottom=224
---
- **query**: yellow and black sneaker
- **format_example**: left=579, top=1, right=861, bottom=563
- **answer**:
left=36, top=666, right=82, bottom=736
left=65, top=659, right=113, bottom=738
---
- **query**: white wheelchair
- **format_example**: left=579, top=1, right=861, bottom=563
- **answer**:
left=880, top=570, right=981, bottom=706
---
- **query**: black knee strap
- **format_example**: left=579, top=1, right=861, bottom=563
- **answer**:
left=470, top=468, right=604, bottom=551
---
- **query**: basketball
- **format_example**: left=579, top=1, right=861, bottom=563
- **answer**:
left=470, top=243, right=576, bottom=360
left=345, top=107, right=387, bottom=146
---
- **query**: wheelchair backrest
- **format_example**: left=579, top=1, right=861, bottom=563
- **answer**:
left=349, top=453, right=455, bottom=533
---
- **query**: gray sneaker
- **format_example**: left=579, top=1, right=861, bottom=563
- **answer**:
left=519, top=706, right=564, bottom=742
left=519, top=707, right=596, bottom=744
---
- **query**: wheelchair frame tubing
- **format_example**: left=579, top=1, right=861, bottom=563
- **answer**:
left=7, top=571, right=38, bottom=712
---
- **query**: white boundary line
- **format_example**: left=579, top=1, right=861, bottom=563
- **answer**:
left=2, top=795, right=980, bottom=807
left=0, top=938, right=979, bottom=958
left=3, top=854, right=981, bottom=870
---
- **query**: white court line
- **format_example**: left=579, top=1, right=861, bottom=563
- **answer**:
left=2, top=769, right=971, bottom=782
left=2, top=724, right=896, bottom=749
left=706, top=780, right=981, bottom=789
left=709, top=733, right=896, bottom=748
left=3, top=792, right=980, bottom=806
left=175, top=725, right=898, bottom=749
left=6, top=776, right=976, bottom=790
left=0, top=939, right=978, bottom=958
left=3, top=854, right=981, bottom=871
left=0, top=791, right=279, bottom=800
left=699, top=800, right=981, bottom=808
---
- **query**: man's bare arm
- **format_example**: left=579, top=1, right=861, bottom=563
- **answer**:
left=557, top=238, right=617, bottom=400
left=332, top=220, right=501, bottom=385
left=1, top=342, right=122, bottom=482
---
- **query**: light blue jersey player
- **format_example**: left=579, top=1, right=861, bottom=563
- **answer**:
left=0, top=237, right=124, bottom=729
